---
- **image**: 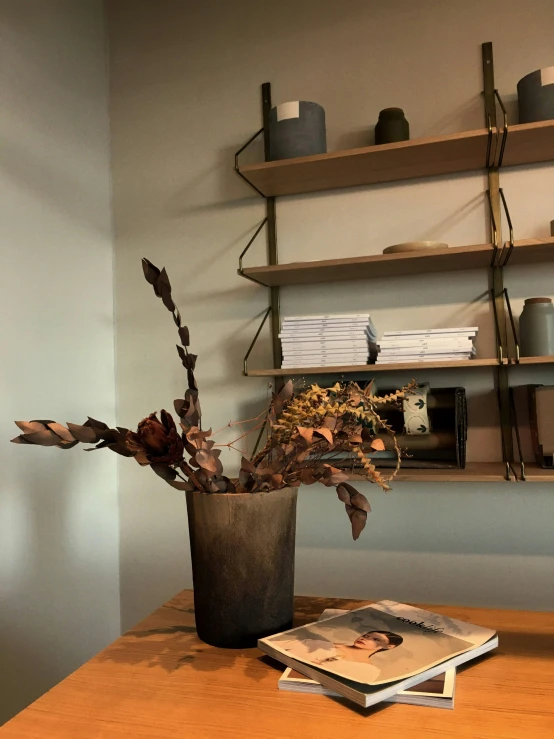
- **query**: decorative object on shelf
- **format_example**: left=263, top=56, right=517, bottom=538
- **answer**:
left=519, top=297, right=554, bottom=357
left=10, top=259, right=414, bottom=648
left=528, top=385, right=554, bottom=468
left=338, top=386, right=467, bottom=470
left=517, top=67, right=554, bottom=123
left=374, top=107, right=409, bottom=145
left=403, top=383, right=431, bottom=435
left=269, top=101, right=326, bottom=160
left=383, top=241, right=448, bottom=254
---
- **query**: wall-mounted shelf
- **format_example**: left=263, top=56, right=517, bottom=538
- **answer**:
left=236, top=45, right=554, bottom=482
left=520, top=465, right=554, bottom=482
left=350, top=463, right=512, bottom=483
left=239, top=238, right=554, bottom=288
left=237, top=120, right=554, bottom=197
left=247, top=358, right=500, bottom=377
left=510, top=356, right=554, bottom=367
left=247, top=356, right=554, bottom=378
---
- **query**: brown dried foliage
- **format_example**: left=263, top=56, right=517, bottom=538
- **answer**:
left=11, top=259, right=414, bottom=540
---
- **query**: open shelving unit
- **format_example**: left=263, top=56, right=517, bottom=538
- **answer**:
left=238, top=119, right=554, bottom=198
left=234, top=42, right=554, bottom=484
left=240, top=238, right=554, bottom=288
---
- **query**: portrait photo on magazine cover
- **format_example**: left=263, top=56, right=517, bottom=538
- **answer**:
left=268, top=607, right=475, bottom=684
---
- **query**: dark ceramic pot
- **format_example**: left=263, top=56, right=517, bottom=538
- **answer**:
left=517, top=67, right=554, bottom=124
left=269, top=101, right=326, bottom=160
left=375, top=108, right=409, bottom=145
left=186, top=487, right=298, bottom=648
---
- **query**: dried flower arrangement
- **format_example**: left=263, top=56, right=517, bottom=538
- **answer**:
left=11, top=259, right=415, bottom=540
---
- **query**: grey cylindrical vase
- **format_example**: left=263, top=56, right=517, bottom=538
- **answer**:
left=186, top=487, right=298, bottom=648
left=374, top=108, right=409, bottom=145
left=519, top=297, right=554, bottom=357
left=517, top=67, right=554, bottom=124
left=269, top=101, right=326, bottom=160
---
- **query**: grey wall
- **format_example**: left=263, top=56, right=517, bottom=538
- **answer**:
left=0, top=0, right=119, bottom=725
left=108, top=0, right=554, bottom=632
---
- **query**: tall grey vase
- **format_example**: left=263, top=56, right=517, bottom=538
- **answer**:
left=186, top=487, right=298, bottom=648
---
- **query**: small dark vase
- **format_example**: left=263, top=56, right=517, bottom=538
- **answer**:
left=186, top=487, right=298, bottom=648
left=375, top=108, right=409, bottom=145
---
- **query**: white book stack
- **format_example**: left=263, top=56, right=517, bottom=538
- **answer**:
left=376, top=327, right=478, bottom=364
left=280, top=313, right=377, bottom=369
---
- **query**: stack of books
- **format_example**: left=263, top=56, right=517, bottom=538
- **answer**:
left=258, top=600, right=498, bottom=710
left=376, top=327, right=478, bottom=365
left=280, top=313, right=378, bottom=369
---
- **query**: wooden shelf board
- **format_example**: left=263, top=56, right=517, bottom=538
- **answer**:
left=349, top=463, right=510, bottom=483
left=238, top=120, right=554, bottom=197
left=240, top=238, right=554, bottom=287
left=246, top=358, right=499, bottom=377
left=521, top=464, right=554, bottom=482
left=510, top=355, right=554, bottom=366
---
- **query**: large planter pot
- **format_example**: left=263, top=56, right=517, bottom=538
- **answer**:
left=185, top=487, right=298, bottom=648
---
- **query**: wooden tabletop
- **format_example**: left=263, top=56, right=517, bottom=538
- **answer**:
left=2, top=590, right=553, bottom=738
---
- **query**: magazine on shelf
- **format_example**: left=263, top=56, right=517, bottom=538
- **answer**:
left=278, top=608, right=456, bottom=709
left=258, top=600, right=497, bottom=708
left=382, top=327, right=478, bottom=337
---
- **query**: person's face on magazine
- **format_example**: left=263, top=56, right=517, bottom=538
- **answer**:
left=353, top=632, right=393, bottom=652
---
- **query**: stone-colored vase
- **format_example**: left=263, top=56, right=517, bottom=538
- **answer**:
left=519, top=298, right=554, bottom=357
left=186, top=487, right=298, bottom=648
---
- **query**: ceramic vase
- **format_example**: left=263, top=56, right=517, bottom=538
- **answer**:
left=375, top=108, right=409, bottom=145
left=269, top=101, right=326, bottom=160
left=517, top=67, right=554, bottom=124
left=519, top=298, right=554, bottom=357
left=186, top=487, right=298, bottom=648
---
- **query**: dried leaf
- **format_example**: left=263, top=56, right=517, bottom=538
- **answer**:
left=370, top=438, right=386, bottom=451
left=296, top=426, right=314, bottom=445
left=142, top=258, right=161, bottom=290
left=350, top=491, right=371, bottom=513
left=299, top=468, right=317, bottom=485
left=349, top=434, right=363, bottom=444
left=168, top=479, right=195, bottom=491
left=15, top=421, right=46, bottom=434
left=322, top=417, right=337, bottom=430
left=277, top=380, right=294, bottom=402
left=178, top=326, right=190, bottom=347
left=133, top=450, right=150, bottom=466
left=346, top=506, right=367, bottom=540
left=151, top=464, right=177, bottom=482
left=196, top=449, right=220, bottom=475
left=87, top=417, right=109, bottom=431
left=321, top=465, right=349, bottom=486
left=67, top=423, right=97, bottom=443
left=336, top=484, right=350, bottom=505
left=314, top=427, right=333, bottom=444
left=23, top=429, right=60, bottom=447
left=270, top=474, right=283, bottom=487
left=47, top=423, right=75, bottom=443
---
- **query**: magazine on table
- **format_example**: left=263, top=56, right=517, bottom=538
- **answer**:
left=278, top=609, right=456, bottom=709
left=259, top=600, right=498, bottom=708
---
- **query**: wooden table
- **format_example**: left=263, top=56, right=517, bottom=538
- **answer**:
left=2, top=591, right=553, bottom=738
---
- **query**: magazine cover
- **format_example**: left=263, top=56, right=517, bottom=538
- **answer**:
left=278, top=608, right=456, bottom=707
left=262, top=600, right=496, bottom=686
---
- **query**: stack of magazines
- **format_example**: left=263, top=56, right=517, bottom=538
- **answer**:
left=258, top=600, right=498, bottom=710
left=376, top=327, right=478, bottom=364
left=280, top=313, right=378, bottom=369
